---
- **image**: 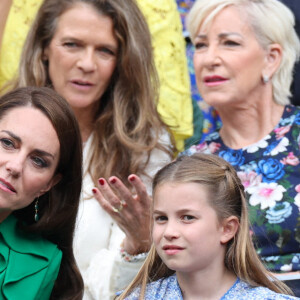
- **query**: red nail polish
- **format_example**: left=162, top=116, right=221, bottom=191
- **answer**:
left=129, top=176, right=135, bottom=182
left=110, top=178, right=116, bottom=184
left=92, top=188, right=97, bottom=194
left=99, top=178, right=105, bottom=185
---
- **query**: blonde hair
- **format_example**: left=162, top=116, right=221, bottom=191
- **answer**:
left=118, top=154, right=293, bottom=299
left=10, top=0, right=174, bottom=187
left=186, top=0, right=300, bottom=105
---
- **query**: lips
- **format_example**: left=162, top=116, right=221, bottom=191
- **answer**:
left=162, top=245, right=184, bottom=251
left=71, top=79, right=94, bottom=86
left=204, top=75, right=227, bottom=83
left=0, top=178, right=16, bottom=193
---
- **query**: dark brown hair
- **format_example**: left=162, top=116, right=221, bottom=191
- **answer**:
left=0, top=86, right=83, bottom=300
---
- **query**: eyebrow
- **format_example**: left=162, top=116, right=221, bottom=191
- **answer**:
left=2, top=130, right=55, bottom=160
left=61, top=36, right=118, bottom=51
left=153, top=208, right=197, bottom=215
left=196, top=32, right=243, bottom=39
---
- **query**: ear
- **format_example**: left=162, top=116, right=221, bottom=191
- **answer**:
left=38, top=173, right=62, bottom=197
left=262, top=43, right=282, bottom=80
left=220, top=216, right=239, bottom=244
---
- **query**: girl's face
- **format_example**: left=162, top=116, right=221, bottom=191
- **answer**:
left=152, top=182, right=228, bottom=276
left=44, top=3, right=118, bottom=119
left=0, top=107, right=61, bottom=221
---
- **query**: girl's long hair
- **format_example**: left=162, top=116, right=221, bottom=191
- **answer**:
left=10, top=0, right=174, bottom=189
left=0, top=87, right=83, bottom=300
left=118, top=154, right=293, bottom=299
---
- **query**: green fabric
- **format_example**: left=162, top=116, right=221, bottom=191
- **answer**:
left=0, top=215, right=62, bottom=300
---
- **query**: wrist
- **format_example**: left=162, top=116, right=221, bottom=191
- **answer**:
left=120, top=246, right=148, bottom=263
left=122, top=238, right=150, bottom=255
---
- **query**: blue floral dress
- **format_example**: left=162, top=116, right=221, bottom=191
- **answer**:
left=123, top=274, right=299, bottom=299
left=182, top=105, right=300, bottom=272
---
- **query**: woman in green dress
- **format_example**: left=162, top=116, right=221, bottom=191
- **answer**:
left=0, top=86, right=83, bottom=299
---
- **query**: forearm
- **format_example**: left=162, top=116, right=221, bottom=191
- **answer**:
left=0, top=0, right=12, bottom=51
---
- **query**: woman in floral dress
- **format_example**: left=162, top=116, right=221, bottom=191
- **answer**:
left=182, top=0, right=300, bottom=295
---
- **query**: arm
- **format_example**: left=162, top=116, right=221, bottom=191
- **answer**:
left=0, top=0, right=12, bottom=52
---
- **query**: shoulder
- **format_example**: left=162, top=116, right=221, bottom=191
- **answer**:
left=0, top=215, right=62, bottom=299
left=223, top=279, right=298, bottom=300
left=125, top=274, right=182, bottom=300
left=0, top=215, right=61, bottom=259
left=180, top=130, right=223, bottom=157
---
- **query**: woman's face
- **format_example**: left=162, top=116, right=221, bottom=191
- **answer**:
left=193, top=6, right=268, bottom=109
left=0, top=107, right=60, bottom=221
left=44, top=3, right=118, bottom=118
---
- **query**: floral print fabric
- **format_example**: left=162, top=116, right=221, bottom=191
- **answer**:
left=124, top=274, right=299, bottom=299
left=182, top=105, right=300, bottom=272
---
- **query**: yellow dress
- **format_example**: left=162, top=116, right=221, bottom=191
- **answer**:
left=0, top=0, right=42, bottom=89
left=137, top=0, right=193, bottom=152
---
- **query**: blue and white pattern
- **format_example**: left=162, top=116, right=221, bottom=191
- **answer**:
left=123, top=274, right=299, bottom=299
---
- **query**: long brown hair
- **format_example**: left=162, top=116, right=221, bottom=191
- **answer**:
left=0, top=87, right=83, bottom=300
left=119, top=154, right=293, bottom=299
left=11, top=0, right=174, bottom=189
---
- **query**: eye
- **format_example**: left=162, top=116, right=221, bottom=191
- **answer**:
left=194, top=42, right=207, bottom=50
left=182, top=215, right=196, bottom=222
left=31, top=156, right=48, bottom=168
left=154, top=215, right=168, bottom=223
left=97, top=47, right=116, bottom=59
left=223, top=40, right=240, bottom=47
left=63, top=42, right=79, bottom=48
left=0, top=138, right=15, bottom=149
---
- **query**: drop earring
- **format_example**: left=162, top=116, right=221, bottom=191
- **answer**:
left=34, top=199, right=39, bottom=222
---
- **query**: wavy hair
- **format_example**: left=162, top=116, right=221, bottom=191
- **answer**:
left=0, top=87, right=83, bottom=300
left=11, top=0, right=173, bottom=188
left=118, top=153, right=293, bottom=299
left=186, top=0, right=300, bottom=106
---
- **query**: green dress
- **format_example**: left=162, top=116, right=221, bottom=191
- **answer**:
left=0, top=215, right=62, bottom=299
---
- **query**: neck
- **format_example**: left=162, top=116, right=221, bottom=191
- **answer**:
left=216, top=98, right=285, bottom=149
left=0, top=210, right=12, bottom=223
left=177, top=267, right=236, bottom=300
left=72, top=107, right=95, bottom=143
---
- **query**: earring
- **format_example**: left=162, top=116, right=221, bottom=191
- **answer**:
left=34, top=199, right=39, bottom=222
left=262, top=74, right=269, bottom=84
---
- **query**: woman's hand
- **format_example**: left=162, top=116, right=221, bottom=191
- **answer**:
left=92, top=174, right=152, bottom=255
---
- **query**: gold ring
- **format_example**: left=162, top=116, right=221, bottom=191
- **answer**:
left=112, top=202, right=124, bottom=213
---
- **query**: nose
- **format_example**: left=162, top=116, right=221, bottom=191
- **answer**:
left=196, top=44, right=221, bottom=70
left=163, top=220, right=180, bottom=241
left=6, top=155, right=24, bottom=178
left=76, top=48, right=97, bottom=73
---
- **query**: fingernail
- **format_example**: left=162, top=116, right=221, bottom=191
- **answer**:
left=99, top=178, right=105, bottom=186
left=110, top=178, right=116, bottom=184
left=129, top=176, right=135, bottom=182
left=92, top=188, right=97, bottom=194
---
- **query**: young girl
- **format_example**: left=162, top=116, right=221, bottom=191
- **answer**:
left=118, top=154, right=298, bottom=299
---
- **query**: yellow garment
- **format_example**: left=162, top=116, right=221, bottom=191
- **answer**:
left=137, top=0, right=193, bottom=152
left=0, top=0, right=42, bottom=89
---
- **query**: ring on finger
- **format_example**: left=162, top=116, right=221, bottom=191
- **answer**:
left=112, top=202, right=124, bottom=213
